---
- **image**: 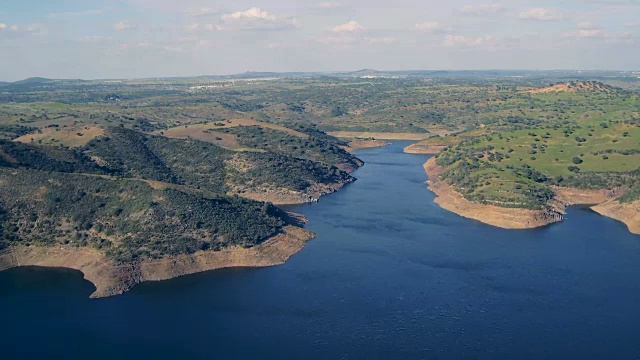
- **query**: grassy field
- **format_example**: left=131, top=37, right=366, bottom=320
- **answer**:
left=432, top=83, right=639, bottom=208
left=0, top=76, right=638, bottom=210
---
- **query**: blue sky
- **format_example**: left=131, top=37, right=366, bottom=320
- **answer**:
left=0, top=0, right=639, bottom=80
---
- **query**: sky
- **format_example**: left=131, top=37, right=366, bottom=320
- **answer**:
left=0, top=0, right=639, bottom=81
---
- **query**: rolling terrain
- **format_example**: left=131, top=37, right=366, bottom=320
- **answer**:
left=0, top=73, right=638, bottom=297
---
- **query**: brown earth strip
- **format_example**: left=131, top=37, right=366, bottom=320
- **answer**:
left=344, top=139, right=390, bottom=152
left=592, top=200, right=640, bottom=235
left=423, top=157, right=563, bottom=229
left=329, top=131, right=430, bottom=140
left=0, top=225, right=314, bottom=298
left=404, top=143, right=447, bottom=154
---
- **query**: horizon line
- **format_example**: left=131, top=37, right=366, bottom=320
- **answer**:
left=3, top=68, right=640, bottom=83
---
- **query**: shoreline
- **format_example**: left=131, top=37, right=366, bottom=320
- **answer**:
left=345, top=139, right=390, bottom=152
left=423, top=158, right=563, bottom=229
left=229, top=182, right=348, bottom=205
left=423, top=157, right=639, bottom=233
left=403, top=143, right=447, bottom=154
left=230, top=160, right=360, bottom=205
left=0, top=225, right=315, bottom=298
left=592, top=200, right=640, bottom=235
left=329, top=131, right=430, bottom=141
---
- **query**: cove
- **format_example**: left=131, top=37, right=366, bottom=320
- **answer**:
left=1, top=141, right=640, bottom=359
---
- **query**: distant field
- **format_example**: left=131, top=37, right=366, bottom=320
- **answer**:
left=328, top=131, right=430, bottom=140
left=431, top=81, right=640, bottom=209
left=157, top=119, right=309, bottom=150
left=14, top=126, right=105, bottom=147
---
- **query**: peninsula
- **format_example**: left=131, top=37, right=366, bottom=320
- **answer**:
left=406, top=82, right=639, bottom=234
left=0, top=74, right=638, bottom=297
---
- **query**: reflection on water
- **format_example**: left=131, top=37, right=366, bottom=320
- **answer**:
left=1, top=141, right=639, bottom=359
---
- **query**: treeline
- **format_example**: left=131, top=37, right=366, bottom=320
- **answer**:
left=0, top=125, right=359, bottom=262
left=222, top=125, right=362, bottom=170
left=0, top=167, right=287, bottom=262
left=0, top=139, right=109, bottom=174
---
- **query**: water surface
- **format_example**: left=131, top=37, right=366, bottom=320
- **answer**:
left=2, top=141, right=640, bottom=359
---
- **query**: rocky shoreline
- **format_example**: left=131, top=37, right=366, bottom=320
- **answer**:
left=403, top=143, right=447, bottom=154
left=592, top=200, right=640, bottom=235
left=0, top=225, right=315, bottom=298
left=345, top=139, right=390, bottom=151
left=423, top=158, right=564, bottom=229
left=423, top=157, right=639, bottom=233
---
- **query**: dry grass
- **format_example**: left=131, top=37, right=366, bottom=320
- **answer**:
left=526, top=81, right=611, bottom=94
left=159, top=126, right=242, bottom=149
left=157, top=119, right=308, bottom=150
left=328, top=131, right=431, bottom=140
left=14, top=126, right=105, bottom=147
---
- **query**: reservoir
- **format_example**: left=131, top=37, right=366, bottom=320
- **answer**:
left=1, top=141, right=640, bottom=359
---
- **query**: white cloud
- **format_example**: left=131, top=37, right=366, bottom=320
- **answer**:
left=114, top=20, right=137, bottom=31
left=218, top=7, right=299, bottom=31
left=332, top=20, right=363, bottom=33
left=414, top=22, right=441, bottom=32
left=578, top=29, right=604, bottom=37
left=223, top=7, right=276, bottom=21
left=460, top=4, right=505, bottom=15
left=564, top=22, right=633, bottom=43
left=443, top=34, right=494, bottom=47
left=519, top=8, right=559, bottom=21
left=0, top=23, right=6, bottom=30
left=184, top=8, right=219, bottom=17
left=573, top=22, right=604, bottom=37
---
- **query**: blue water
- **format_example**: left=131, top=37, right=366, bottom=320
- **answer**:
left=2, top=141, right=640, bottom=359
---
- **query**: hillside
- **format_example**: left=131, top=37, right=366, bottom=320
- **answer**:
left=0, top=99, right=362, bottom=295
left=0, top=73, right=638, bottom=296
left=526, top=81, right=613, bottom=94
left=415, top=84, right=640, bottom=233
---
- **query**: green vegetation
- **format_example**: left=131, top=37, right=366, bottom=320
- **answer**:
left=0, top=167, right=287, bottom=262
left=0, top=73, right=638, bottom=261
left=433, top=83, right=640, bottom=208
left=222, top=125, right=361, bottom=169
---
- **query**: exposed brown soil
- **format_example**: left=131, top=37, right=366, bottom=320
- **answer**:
left=423, top=158, right=563, bottom=229
left=344, top=139, right=390, bottom=152
left=159, top=127, right=242, bottom=149
left=592, top=200, right=640, bottom=235
left=329, top=131, right=431, bottom=140
left=553, top=186, right=623, bottom=205
left=0, top=225, right=314, bottom=298
left=526, top=81, right=611, bottom=94
left=404, top=143, right=447, bottom=154
left=228, top=181, right=349, bottom=205
left=158, top=119, right=308, bottom=148
left=424, top=158, right=638, bottom=233
left=14, top=126, right=105, bottom=148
